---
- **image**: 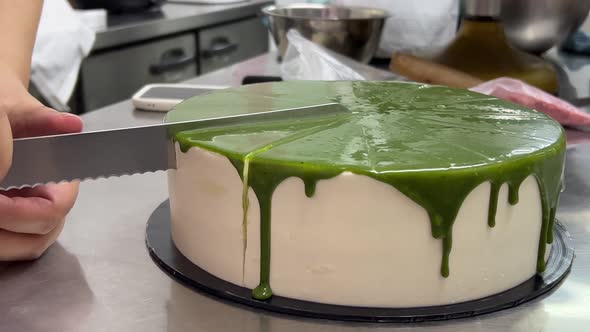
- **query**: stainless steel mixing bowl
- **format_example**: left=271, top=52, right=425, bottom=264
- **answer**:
left=500, top=0, right=590, bottom=54
left=262, top=4, right=389, bottom=63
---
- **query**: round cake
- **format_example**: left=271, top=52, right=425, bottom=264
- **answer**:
left=165, top=81, right=565, bottom=308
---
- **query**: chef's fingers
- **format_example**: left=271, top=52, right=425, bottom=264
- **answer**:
left=0, top=182, right=79, bottom=235
left=8, top=105, right=83, bottom=139
left=0, top=110, right=12, bottom=179
left=0, top=215, right=65, bottom=261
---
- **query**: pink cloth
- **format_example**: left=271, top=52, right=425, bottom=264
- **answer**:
left=470, top=77, right=590, bottom=127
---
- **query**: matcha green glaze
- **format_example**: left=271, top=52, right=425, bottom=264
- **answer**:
left=487, top=183, right=501, bottom=227
left=166, top=81, right=566, bottom=300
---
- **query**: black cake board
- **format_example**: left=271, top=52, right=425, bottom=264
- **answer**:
left=145, top=200, right=574, bottom=323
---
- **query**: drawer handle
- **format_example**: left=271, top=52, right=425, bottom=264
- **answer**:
left=150, top=48, right=195, bottom=74
left=202, top=37, right=238, bottom=58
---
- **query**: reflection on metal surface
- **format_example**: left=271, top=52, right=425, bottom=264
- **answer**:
left=166, top=279, right=555, bottom=332
left=262, top=4, right=387, bottom=63
left=0, top=244, right=94, bottom=332
left=500, top=0, right=590, bottom=54
left=546, top=49, right=590, bottom=102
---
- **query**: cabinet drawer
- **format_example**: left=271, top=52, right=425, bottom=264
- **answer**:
left=81, top=33, right=197, bottom=111
left=199, top=17, right=268, bottom=74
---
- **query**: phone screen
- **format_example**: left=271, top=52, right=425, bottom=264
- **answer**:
left=140, top=87, right=216, bottom=100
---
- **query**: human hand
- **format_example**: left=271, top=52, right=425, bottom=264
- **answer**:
left=0, top=67, right=83, bottom=261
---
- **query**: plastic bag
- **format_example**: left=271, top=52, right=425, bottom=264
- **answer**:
left=280, top=30, right=401, bottom=81
left=470, top=78, right=590, bottom=128
left=333, top=0, right=459, bottom=58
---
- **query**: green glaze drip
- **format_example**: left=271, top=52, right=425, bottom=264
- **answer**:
left=429, top=213, right=444, bottom=238
left=246, top=159, right=341, bottom=299
left=253, top=180, right=273, bottom=301
left=537, top=191, right=550, bottom=271
left=304, top=179, right=318, bottom=198
left=166, top=81, right=566, bottom=299
left=508, top=183, right=520, bottom=205
left=441, top=232, right=453, bottom=277
left=488, top=182, right=501, bottom=228
left=240, top=158, right=250, bottom=282
left=204, top=118, right=349, bottom=300
left=252, top=282, right=272, bottom=300
left=547, top=207, right=556, bottom=244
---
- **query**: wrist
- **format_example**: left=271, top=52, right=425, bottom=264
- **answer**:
left=0, top=61, right=28, bottom=88
left=0, top=62, right=42, bottom=117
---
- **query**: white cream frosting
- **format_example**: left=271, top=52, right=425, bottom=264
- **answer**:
left=169, top=144, right=549, bottom=308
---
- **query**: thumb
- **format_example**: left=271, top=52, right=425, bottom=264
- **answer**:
left=8, top=106, right=83, bottom=139
left=0, top=111, right=13, bottom=180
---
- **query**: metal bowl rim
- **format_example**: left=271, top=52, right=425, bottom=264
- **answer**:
left=261, top=4, right=390, bottom=21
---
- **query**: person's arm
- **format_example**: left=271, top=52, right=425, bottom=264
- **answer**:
left=0, top=0, right=84, bottom=261
left=0, top=0, right=43, bottom=86
left=0, top=0, right=42, bottom=182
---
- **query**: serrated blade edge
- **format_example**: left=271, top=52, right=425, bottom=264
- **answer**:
left=0, top=102, right=350, bottom=190
left=1, top=124, right=173, bottom=190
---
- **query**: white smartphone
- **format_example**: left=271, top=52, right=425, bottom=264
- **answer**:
left=132, top=83, right=230, bottom=112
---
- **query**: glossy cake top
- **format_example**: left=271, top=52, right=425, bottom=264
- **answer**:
left=166, top=81, right=566, bottom=300
left=167, top=81, right=563, bottom=172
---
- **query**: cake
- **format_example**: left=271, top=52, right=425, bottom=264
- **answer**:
left=165, top=81, right=565, bottom=308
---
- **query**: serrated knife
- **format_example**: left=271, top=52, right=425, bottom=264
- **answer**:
left=0, top=103, right=348, bottom=190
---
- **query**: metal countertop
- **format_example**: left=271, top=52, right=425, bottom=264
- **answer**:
left=93, top=0, right=273, bottom=51
left=1, top=53, right=590, bottom=332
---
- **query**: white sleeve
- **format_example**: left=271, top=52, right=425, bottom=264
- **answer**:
left=332, top=0, right=460, bottom=58
left=31, top=0, right=96, bottom=111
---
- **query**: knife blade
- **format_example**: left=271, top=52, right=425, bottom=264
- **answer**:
left=0, top=103, right=349, bottom=190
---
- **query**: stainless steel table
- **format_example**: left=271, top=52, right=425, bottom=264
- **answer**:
left=1, top=53, right=590, bottom=332
left=93, top=0, right=273, bottom=51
